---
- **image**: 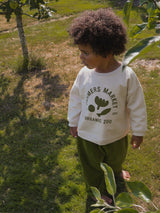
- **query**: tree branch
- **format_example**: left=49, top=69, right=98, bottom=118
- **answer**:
left=22, top=12, right=37, bottom=19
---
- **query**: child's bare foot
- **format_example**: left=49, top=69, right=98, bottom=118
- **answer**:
left=120, top=170, right=130, bottom=181
left=101, top=195, right=112, bottom=205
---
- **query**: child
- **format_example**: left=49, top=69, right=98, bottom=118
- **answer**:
left=67, top=8, right=147, bottom=203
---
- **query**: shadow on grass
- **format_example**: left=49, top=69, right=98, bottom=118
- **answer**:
left=0, top=72, right=84, bottom=212
left=85, top=196, right=96, bottom=213
left=35, top=71, right=69, bottom=111
left=0, top=117, right=71, bottom=212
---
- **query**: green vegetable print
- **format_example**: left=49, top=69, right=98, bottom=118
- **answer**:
left=95, top=96, right=109, bottom=110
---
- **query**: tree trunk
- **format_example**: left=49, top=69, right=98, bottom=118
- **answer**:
left=16, top=12, right=29, bottom=70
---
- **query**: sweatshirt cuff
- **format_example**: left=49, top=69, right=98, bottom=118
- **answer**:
left=132, top=130, right=147, bottom=136
left=69, top=125, right=77, bottom=127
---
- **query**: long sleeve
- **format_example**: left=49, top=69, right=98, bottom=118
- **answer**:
left=68, top=66, right=147, bottom=145
left=127, top=71, right=147, bottom=136
left=67, top=77, right=82, bottom=127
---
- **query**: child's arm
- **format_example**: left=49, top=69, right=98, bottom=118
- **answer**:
left=70, top=127, right=78, bottom=138
left=127, top=70, right=147, bottom=143
left=68, top=74, right=81, bottom=136
left=131, top=135, right=143, bottom=149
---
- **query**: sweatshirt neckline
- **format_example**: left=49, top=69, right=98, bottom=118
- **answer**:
left=92, top=64, right=122, bottom=76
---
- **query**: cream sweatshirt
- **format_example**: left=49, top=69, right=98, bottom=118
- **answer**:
left=68, top=65, right=147, bottom=145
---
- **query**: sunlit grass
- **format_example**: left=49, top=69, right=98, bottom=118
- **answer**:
left=25, top=18, right=72, bottom=45
left=51, top=0, right=107, bottom=15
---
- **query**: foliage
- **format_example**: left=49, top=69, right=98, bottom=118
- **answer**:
left=0, top=0, right=57, bottom=71
left=14, top=53, right=45, bottom=73
left=122, top=0, right=160, bottom=68
left=90, top=163, right=159, bottom=213
left=0, top=0, right=56, bottom=22
left=122, top=36, right=160, bottom=69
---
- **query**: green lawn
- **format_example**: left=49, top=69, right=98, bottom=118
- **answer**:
left=0, top=0, right=160, bottom=212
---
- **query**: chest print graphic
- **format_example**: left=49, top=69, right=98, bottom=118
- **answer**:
left=85, top=87, right=118, bottom=124
left=88, top=96, right=111, bottom=117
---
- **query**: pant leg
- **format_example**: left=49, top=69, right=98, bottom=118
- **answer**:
left=77, top=137, right=106, bottom=194
left=102, top=136, right=128, bottom=175
left=101, top=136, right=128, bottom=195
left=77, top=136, right=128, bottom=195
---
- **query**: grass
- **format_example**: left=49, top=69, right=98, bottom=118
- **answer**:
left=123, top=66, right=160, bottom=209
left=0, top=117, right=77, bottom=212
left=0, top=0, right=107, bottom=32
left=0, top=0, right=160, bottom=212
left=52, top=0, right=107, bottom=15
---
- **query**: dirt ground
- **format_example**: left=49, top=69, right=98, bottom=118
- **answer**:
left=131, top=59, right=160, bottom=71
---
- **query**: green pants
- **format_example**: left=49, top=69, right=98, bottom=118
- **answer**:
left=77, top=136, right=128, bottom=196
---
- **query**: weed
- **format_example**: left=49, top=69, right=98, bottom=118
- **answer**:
left=14, top=53, right=45, bottom=73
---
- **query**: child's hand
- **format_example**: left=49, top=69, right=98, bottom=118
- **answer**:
left=131, top=135, right=143, bottom=149
left=70, top=127, right=78, bottom=138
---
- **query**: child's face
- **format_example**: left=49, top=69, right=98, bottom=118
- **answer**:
left=78, top=44, right=107, bottom=70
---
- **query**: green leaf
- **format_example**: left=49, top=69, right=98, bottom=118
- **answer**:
left=156, top=1, right=160, bottom=9
left=147, top=8, right=160, bottom=29
left=123, top=0, right=133, bottom=25
left=90, top=209, right=103, bottom=213
left=127, top=181, right=152, bottom=203
left=147, top=17, right=156, bottom=29
left=147, top=1, right=156, bottom=14
left=20, top=0, right=27, bottom=4
left=90, top=187, right=101, bottom=200
left=139, top=0, right=147, bottom=6
left=115, top=192, right=133, bottom=208
left=100, top=163, right=116, bottom=196
left=91, top=199, right=106, bottom=208
left=122, top=36, right=160, bottom=68
left=117, top=208, right=138, bottom=213
left=130, top=23, right=147, bottom=37
left=9, top=0, right=18, bottom=9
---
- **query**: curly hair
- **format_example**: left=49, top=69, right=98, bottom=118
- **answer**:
left=69, top=8, right=127, bottom=57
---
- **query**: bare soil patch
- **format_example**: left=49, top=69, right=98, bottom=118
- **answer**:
left=131, top=59, right=160, bottom=72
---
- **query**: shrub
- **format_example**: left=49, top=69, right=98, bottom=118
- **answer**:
left=90, top=163, right=160, bottom=213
